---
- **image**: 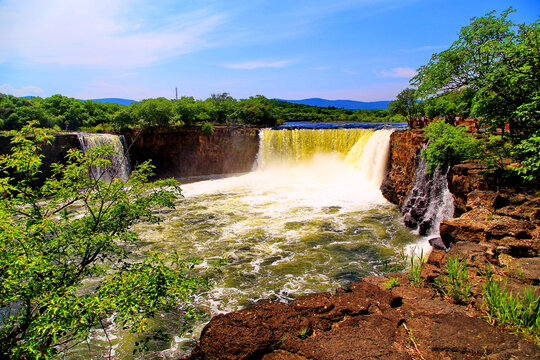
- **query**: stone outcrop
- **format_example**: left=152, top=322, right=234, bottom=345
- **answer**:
left=124, top=126, right=260, bottom=180
left=380, top=130, right=426, bottom=207
left=440, top=190, right=540, bottom=256
left=184, top=280, right=540, bottom=360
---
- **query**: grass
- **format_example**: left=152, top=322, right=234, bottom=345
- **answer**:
left=384, top=277, right=400, bottom=290
left=408, top=248, right=425, bottom=287
left=436, top=255, right=471, bottom=304
left=483, top=266, right=540, bottom=341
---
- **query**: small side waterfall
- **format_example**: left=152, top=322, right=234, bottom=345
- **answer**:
left=77, top=134, right=131, bottom=182
left=401, top=147, right=454, bottom=239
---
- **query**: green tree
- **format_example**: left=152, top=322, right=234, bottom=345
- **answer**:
left=175, top=96, right=199, bottom=126
left=0, top=122, right=208, bottom=358
left=411, top=8, right=539, bottom=136
left=137, top=98, right=175, bottom=127
left=388, top=88, right=417, bottom=118
left=234, top=95, right=276, bottom=126
left=207, top=93, right=236, bottom=124
left=411, top=8, right=540, bottom=181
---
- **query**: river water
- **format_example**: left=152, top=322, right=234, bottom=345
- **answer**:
left=73, top=128, right=421, bottom=359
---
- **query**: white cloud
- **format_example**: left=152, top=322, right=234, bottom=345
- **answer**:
left=0, top=0, right=226, bottom=67
left=222, top=59, right=296, bottom=70
left=0, top=84, right=43, bottom=97
left=379, top=67, right=417, bottom=78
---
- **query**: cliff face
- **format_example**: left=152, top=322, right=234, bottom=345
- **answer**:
left=380, top=130, right=426, bottom=207
left=124, top=127, right=260, bottom=180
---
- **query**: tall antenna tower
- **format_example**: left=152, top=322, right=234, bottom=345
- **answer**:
left=175, top=87, right=178, bottom=100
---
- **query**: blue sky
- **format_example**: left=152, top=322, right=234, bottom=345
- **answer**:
left=0, top=0, right=538, bottom=102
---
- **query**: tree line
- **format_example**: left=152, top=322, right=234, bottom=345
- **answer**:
left=0, top=94, right=402, bottom=133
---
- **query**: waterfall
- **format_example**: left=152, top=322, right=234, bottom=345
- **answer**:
left=256, top=128, right=393, bottom=187
left=401, top=147, right=454, bottom=241
left=77, top=133, right=131, bottom=182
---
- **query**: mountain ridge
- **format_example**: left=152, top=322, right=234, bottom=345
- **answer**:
left=274, top=98, right=391, bottom=110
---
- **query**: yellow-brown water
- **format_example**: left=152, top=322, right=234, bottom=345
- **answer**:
left=74, top=128, right=420, bottom=359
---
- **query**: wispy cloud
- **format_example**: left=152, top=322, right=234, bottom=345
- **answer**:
left=0, top=84, right=43, bottom=97
left=378, top=67, right=417, bottom=78
left=222, top=59, right=296, bottom=70
left=0, top=0, right=226, bottom=67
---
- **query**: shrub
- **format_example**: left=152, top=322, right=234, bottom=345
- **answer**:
left=200, top=121, right=215, bottom=135
left=422, top=119, right=481, bottom=172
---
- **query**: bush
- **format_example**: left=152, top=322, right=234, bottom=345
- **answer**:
left=422, top=119, right=482, bottom=172
left=200, top=121, right=215, bottom=135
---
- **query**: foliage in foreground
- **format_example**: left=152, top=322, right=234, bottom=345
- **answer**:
left=483, top=267, right=540, bottom=341
left=0, top=122, right=209, bottom=359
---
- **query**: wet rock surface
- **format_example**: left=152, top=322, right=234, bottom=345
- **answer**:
left=183, top=280, right=540, bottom=360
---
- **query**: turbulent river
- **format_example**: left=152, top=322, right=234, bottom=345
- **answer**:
left=74, top=128, right=422, bottom=359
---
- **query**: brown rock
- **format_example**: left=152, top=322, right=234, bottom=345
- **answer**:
left=184, top=279, right=540, bottom=360
left=466, top=190, right=508, bottom=210
left=262, top=350, right=309, bottom=360
left=447, top=162, right=490, bottom=215
left=427, top=249, right=447, bottom=267
left=380, top=130, right=426, bottom=207
left=440, top=216, right=487, bottom=245
left=124, top=127, right=260, bottom=180
left=486, top=216, right=534, bottom=239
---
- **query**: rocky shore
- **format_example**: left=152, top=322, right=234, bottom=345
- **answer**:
left=183, top=129, right=540, bottom=360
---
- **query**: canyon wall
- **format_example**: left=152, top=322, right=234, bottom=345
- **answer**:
left=1, top=127, right=261, bottom=182
left=124, top=126, right=260, bottom=180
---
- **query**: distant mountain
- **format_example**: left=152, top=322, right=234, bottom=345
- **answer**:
left=90, top=98, right=138, bottom=106
left=275, top=98, right=391, bottom=110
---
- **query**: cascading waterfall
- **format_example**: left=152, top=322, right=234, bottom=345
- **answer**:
left=401, top=146, right=454, bottom=249
left=79, top=127, right=422, bottom=359
left=77, top=133, right=131, bottom=182
left=257, top=128, right=393, bottom=186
